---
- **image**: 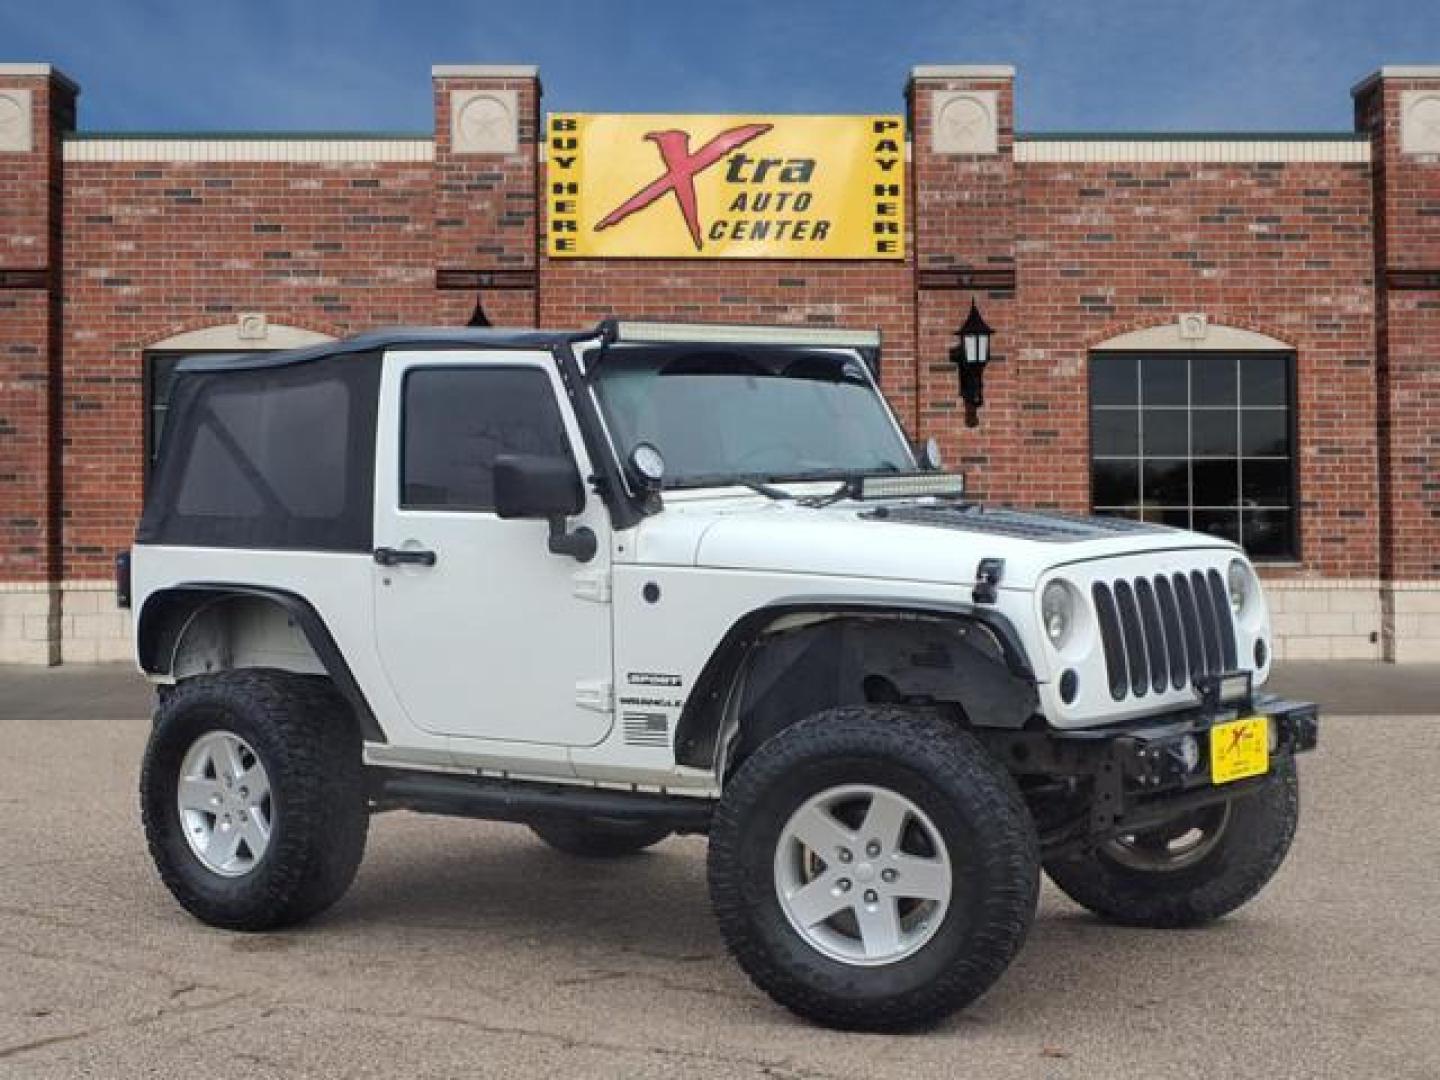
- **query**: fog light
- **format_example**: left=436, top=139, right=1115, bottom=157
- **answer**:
left=1177, top=734, right=1200, bottom=773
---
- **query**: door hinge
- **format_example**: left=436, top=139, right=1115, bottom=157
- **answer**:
left=575, top=678, right=613, bottom=713
left=572, top=568, right=611, bottom=603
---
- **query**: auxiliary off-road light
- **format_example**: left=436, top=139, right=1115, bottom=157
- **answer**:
left=613, top=320, right=881, bottom=349
left=1177, top=734, right=1201, bottom=773
left=858, top=473, right=967, bottom=501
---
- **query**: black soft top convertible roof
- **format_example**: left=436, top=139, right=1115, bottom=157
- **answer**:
left=176, top=326, right=597, bottom=373
left=175, top=319, right=885, bottom=373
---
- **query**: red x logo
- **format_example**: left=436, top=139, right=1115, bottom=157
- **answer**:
left=595, top=123, right=773, bottom=251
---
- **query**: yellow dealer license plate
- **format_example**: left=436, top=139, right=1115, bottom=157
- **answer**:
left=1211, top=716, right=1269, bottom=785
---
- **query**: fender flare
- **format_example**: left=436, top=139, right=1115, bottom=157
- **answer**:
left=671, top=595, right=1035, bottom=769
left=136, top=583, right=385, bottom=743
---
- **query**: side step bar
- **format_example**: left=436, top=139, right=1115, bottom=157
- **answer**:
left=369, top=768, right=715, bottom=833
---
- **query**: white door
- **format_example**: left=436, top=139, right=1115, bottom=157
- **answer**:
left=372, top=349, right=613, bottom=747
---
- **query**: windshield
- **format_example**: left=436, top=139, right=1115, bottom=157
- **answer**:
left=590, top=344, right=913, bottom=487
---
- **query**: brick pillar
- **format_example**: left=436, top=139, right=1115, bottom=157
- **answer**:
left=1354, top=67, right=1440, bottom=661
left=0, top=64, right=76, bottom=663
left=908, top=65, right=1020, bottom=499
left=430, top=65, right=541, bottom=327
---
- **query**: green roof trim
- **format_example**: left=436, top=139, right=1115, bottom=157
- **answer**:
left=66, top=131, right=432, bottom=141
left=1018, top=131, right=1369, bottom=142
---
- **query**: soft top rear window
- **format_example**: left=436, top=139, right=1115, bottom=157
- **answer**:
left=137, top=350, right=381, bottom=552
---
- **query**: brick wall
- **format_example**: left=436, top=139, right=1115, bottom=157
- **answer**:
left=432, top=68, right=540, bottom=327
left=1355, top=70, right=1440, bottom=658
left=61, top=156, right=440, bottom=574
left=0, top=68, right=74, bottom=661
left=909, top=71, right=1020, bottom=499
left=0, top=61, right=1435, bottom=663
left=907, top=71, right=1380, bottom=589
left=0, top=70, right=72, bottom=588
left=1011, top=157, right=1378, bottom=576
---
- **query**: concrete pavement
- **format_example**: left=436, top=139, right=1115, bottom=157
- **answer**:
left=0, top=664, right=1437, bottom=1078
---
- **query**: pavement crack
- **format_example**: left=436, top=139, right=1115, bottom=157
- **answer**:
left=273, top=999, right=849, bottom=1077
left=0, top=940, right=227, bottom=999
left=0, top=992, right=248, bottom=1062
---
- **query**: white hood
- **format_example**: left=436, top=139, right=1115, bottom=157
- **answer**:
left=629, top=489, right=1241, bottom=590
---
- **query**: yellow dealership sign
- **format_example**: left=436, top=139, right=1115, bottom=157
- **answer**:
left=547, top=113, right=905, bottom=259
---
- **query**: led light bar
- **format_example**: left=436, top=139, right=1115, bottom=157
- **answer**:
left=613, top=320, right=881, bottom=349
left=859, top=473, right=967, bottom=500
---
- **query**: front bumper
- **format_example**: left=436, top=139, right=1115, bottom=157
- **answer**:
left=1057, top=692, right=1318, bottom=788
left=985, top=693, right=1319, bottom=857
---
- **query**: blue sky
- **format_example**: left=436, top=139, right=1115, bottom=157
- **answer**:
left=3, top=0, right=1436, bottom=133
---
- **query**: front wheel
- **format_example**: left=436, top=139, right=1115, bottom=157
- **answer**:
left=708, top=706, right=1039, bottom=1031
left=1044, top=757, right=1299, bottom=928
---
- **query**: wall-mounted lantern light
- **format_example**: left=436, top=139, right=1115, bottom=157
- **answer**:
left=949, top=300, right=994, bottom=428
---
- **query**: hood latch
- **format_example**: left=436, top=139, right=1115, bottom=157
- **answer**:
left=972, top=557, right=1004, bottom=605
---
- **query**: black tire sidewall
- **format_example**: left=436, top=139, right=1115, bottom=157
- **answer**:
left=733, top=751, right=1005, bottom=1000
left=144, top=695, right=294, bottom=913
left=710, top=707, right=1039, bottom=1029
left=530, top=817, right=671, bottom=857
left=1045, top=756, right=1300, bottom=927
left=140, top=672, right=365, bottom=930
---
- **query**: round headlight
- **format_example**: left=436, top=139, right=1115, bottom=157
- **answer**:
left=1227, top=559, right=1253, bottom=616
left=1041, top=580, right=1074, bottom=648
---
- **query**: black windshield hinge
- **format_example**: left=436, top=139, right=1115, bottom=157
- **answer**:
left=973, top=558, right=1004, bottom=605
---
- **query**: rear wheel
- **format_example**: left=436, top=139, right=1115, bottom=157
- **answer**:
left=1044, top=758, right=1299, bottom=928
left=140, top=670, right=368, bottom=931
left=529, top=818, right=671, bottom=858
left=708, top=706, right=1039, bottom=1031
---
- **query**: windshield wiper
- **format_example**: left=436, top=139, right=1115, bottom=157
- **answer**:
left=739, top=479, right=792, bottom=500
left=666, top=473, right=792, bottom=499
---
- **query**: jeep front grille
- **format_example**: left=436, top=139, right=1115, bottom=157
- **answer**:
left=1092, top=570, right=1238, bottom=700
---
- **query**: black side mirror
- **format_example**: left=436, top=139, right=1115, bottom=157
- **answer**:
left=494, top=454, right=583, bottom=519
left=493, top=454, right=596, bottom=562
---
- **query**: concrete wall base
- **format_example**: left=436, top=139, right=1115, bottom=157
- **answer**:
left=0, top=582, right=62, bottom=664
left=0, top=581, right=130, bottom=665
left=1265, top=579, right=1385, bottom=661
left=1383, top=582, right=1440, bottom=663
left=59, top=582, right=133, bottom=663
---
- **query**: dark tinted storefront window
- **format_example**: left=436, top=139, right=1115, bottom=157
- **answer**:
left=1090, top=351, right=1297, bottom=559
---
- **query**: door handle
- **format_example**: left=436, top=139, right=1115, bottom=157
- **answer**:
left=373, top=546, right=437, bottom=568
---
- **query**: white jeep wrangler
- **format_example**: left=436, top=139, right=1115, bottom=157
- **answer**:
left=125, top=320, right=1318, bottom=1030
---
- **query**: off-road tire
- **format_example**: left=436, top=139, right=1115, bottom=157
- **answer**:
left=1044, top=757, right=1300, bottom=928
left=140, top=669, right=368, bottom=931
left=708, top=706, right=1039, bottom=1031
left=529, top=818, right=671, bottom=858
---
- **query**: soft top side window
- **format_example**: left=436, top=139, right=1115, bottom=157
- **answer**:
left=136, top=350, right=381, bottom=552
